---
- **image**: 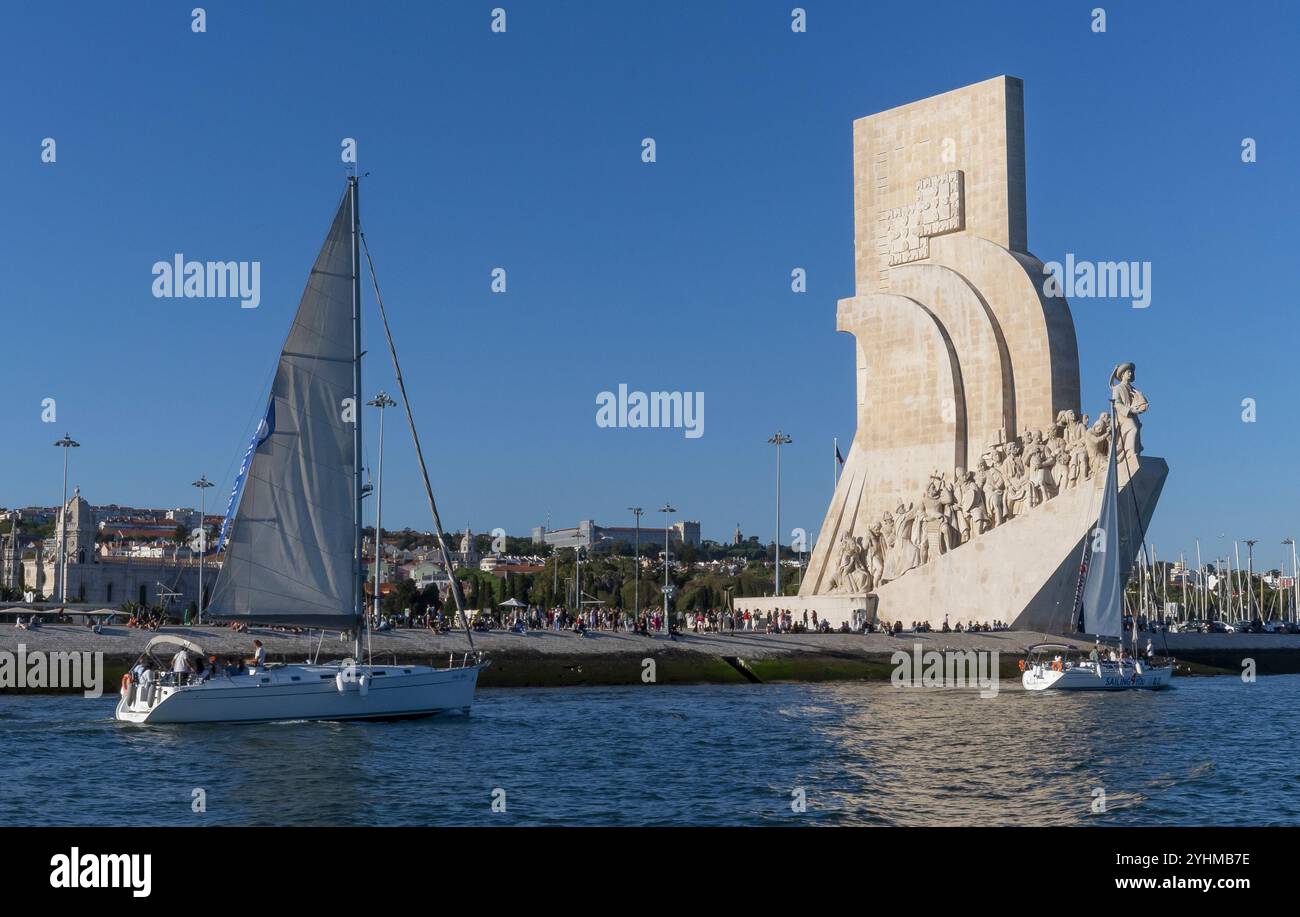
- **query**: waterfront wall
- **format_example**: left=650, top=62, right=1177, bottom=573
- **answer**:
left=3, top=622, right=1297, bottom=689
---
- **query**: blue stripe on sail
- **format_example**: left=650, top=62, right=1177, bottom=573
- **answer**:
left=215, top=400, right=275, bottom=553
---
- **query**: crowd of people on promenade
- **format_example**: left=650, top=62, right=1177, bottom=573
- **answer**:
left=353, top=604, right=1017, bottom=637
left=904, top=616, right=1011, bottom=634
left=10, top=603, right=1011, bottom=639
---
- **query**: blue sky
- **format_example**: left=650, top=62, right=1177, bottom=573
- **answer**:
left=2, top=1, right=1298, bottom=569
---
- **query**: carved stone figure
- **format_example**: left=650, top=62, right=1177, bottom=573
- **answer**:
left=1025, top=430, right=1055, bottom=506
left=1085, top=412, right=1112, bottom=475
left=864, top=524, right=885, bottom=584
left=920, top=476, right=954, bottom=563
left=983, top=455, right=1007, bottom=527
left=881, top=505, right=921, bottom=582
left=959, top=470, right=986, bottom=539
left=847, top=537, right=872, bottom=592
left=1047, top=427, right=1070, bottom=492
left=1002, top=441, right=1029, bottom=517
left=1111, top=362, right=1148, bottom=467
left=828, top=532, right=856, bottom=594
left=938, top=472, right=958, bottom=537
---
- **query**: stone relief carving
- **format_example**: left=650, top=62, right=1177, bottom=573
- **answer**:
left=826, top=369, right=1144, bottom=593
left=882, top=170, right=965, bottom=266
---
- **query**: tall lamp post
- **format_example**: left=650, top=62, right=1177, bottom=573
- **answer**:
left=1244, top=539, right=1258, bottom=619
left=628, top=506, right=643, bottom=615
left=659, top=504, right=675, bottom=636
left=367, top=392, right=396, bottom=627
left=191, top=475, right=214, bottom=623
left=1285, top=538, right=1298, bottom=623
left=574, top=546, right=583, bottom=617
left=1233, top=540, right=1243, bottom=619
left=767, top=431, right=792, bottom=597
left=53, top=433, right=80, bottom=605
left=1217, top=559, right=1227, bottom=620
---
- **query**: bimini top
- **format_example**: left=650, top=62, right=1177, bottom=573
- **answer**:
left=1026, top=642, right=1082, bottom=653
left=144, top=635, right=206, bottom=657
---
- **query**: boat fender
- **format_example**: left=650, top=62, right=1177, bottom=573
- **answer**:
left=335, top=673, right=347, bottom=693
left=358, top=675, right=369, bottom=697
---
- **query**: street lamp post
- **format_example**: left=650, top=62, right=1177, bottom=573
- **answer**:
left=1245, top=539, right=1258, bottom=619
left=368, top=392, right=396, bottom=627
left=53, top=434, right=80, bottom=605
left=1233, top=540, right=1244, bottom=619
left=628, top=506, right=643, bottom=616
left=191, top=475, right=214, bottom=623
left=767, top=431, right=792, bottom=597
left=574, top=546, right=583, bottom=618
left=659, top=504, right=675, bottom=636
left=1285, top=538, right=1298, bottom=623
left=1217, top=559, right=1227, bottom=620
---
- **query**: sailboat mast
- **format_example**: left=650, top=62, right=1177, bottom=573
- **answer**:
left=349, top=175, right=364, bottom=632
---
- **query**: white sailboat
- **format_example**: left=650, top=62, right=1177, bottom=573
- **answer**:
left=117, top=178, right=487, bottom=724
left=1023, top=390, right=1174, bottom=692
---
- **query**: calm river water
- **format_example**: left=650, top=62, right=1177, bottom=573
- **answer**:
left=1, top=675, right=1295, bottom=826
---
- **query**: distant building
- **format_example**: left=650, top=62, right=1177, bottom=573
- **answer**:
left=479, top=554, right=546, bottom=576
left=534, top=518, right=701, bottom=551
left=21, top=489, right=217, bottom=612
left=166, top=507, right=201, bottom=530
left=1, top=522, right=23, bottom=591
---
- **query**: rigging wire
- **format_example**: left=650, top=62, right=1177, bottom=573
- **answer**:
left=358, top=228, right=476, bottom=657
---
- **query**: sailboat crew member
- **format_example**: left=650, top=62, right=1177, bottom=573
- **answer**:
left=172, top=649, right=196, bottom=685
left=248, top=639, right=266, bottom=671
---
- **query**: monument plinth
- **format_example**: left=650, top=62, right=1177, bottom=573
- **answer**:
left=736, top=76, right=1166, bottom=633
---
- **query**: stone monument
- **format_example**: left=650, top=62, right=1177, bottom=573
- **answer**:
left=735, top=76, right=1167, bottom=633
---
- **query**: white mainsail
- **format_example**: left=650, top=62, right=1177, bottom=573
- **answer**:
left=208, top=190, right=360, bottom=628
left=1081, top=410, right=1124, bottom=639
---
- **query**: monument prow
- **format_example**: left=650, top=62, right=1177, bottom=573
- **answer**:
left=734, top=77, right=1166, bottom=633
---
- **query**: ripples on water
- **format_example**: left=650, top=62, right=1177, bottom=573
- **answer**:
left=1, top=676, right=1296, bottom=826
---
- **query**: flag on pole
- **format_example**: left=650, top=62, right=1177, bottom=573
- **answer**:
left=835, top=443, right=844, bottom=466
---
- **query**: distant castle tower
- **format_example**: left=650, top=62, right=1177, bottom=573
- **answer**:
left=733, top=523, right=743, bottom=546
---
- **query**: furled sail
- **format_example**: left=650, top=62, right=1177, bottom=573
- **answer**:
left=1081, top=411, right=1123, bottom=639
left=208, top=189, right=359, bottom=627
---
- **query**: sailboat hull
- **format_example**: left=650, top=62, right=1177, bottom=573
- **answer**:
left=1022, top=661, right=1173, bottom=691
left=114, top=662, right=486, bottom=725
